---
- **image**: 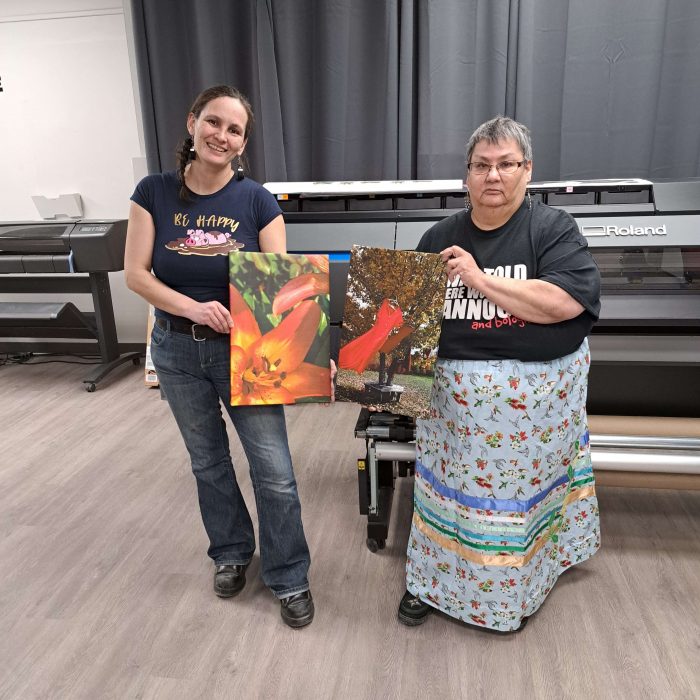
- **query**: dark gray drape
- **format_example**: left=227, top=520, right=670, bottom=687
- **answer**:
left=267, top=0, right=401, bottom=180
left=130, top=0, right=700, bottom=183
left=515, top=0, right=700, bottom=180
left=401, top=0, right=514, bottom=178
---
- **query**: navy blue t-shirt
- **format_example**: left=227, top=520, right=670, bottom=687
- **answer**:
left=130, top=171, right=282, bottom=314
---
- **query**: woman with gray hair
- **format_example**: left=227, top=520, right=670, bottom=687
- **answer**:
left=398, top=116, right=601, bottom=632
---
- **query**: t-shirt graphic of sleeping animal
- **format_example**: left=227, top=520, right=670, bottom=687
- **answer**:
left=131, top=171, right=281, bottom=312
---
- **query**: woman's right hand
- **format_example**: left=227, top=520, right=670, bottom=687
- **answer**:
left=189, top=300, right=233, bottom=334
left=441, top=245, right=483, bottom=288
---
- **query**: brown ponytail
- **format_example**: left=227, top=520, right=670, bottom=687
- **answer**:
left=176, top=135, right=195, bottom=202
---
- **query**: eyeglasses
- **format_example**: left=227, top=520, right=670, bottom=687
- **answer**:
left=467, top=160, right=526, bottom=175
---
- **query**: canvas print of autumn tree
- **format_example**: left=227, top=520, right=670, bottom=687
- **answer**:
left=336, top=246, right=445, bottom=419
left=229, top=252, right=331, bottom=406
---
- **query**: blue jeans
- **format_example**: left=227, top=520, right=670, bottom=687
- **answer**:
left=150, top=320, right=310, bottom=598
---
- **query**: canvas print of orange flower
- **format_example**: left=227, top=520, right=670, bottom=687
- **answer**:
left=229, top=252, right=331, bottom=406
left=336, top=246, right=445, bottom=419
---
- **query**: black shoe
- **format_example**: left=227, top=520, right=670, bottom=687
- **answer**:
left=214, top=564, right=248, bottom=598
left=280, top=590, right=314, bottom=628
left=398, top=590, right=430, bottom=626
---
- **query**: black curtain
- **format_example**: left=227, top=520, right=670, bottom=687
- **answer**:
left=130, top=0, right=700, bottom=184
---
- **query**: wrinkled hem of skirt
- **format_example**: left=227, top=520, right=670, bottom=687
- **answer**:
left=407, top=531, right=600, bottom=632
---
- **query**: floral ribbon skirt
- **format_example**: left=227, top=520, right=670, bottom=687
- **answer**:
left=406, top=340, right=600, bottom=631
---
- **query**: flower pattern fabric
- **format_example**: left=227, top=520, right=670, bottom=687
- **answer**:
left=406, top=339, right=600, bottom=631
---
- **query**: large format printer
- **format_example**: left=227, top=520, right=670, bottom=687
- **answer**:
left=266, top=177, right=700, bottom=416
left=0, top=219, right=140, bottom=390
left=265, top=178, right=700, bottom=549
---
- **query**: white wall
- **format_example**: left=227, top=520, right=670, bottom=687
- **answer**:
left=0, top=0, right=148, bottom=344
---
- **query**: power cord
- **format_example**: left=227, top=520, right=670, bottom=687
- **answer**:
left=0, top=352, right=102, bottom=366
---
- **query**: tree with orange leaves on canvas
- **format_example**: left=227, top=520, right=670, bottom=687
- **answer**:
left=336, top=246, right=445, bottom=419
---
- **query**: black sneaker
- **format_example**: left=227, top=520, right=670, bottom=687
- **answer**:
left=398, top=590, right=430, bottom=626
left=280, top=590, right=314, bottom=628
left=214, top=564, right=248, bottom=598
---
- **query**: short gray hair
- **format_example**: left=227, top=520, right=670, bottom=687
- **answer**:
left=465, top=116, right=533, bottom=164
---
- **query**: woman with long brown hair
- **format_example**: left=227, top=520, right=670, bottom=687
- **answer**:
left=125, top=85, right=314, bottom=629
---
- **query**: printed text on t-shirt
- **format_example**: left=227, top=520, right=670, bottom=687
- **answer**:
left=443, top=263, right=528, bottom=330
left=173, top=212, right=240, bottom=233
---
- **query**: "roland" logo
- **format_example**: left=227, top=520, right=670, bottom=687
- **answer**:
left=581, top=224, right=667, bottom=237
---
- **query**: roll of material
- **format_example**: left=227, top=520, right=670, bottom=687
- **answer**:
left=589, top=416, right=700, bottom=474
left=374, top=442, right=416, bottom=462
left=590, top=449, right=700, bottom=474
left=375, top=442, right=700, bottom=475
left=588, top=415, right=700, bottom=438
left=372, top=413, right=700, bottom=475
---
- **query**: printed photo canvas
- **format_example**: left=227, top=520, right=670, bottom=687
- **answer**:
left=336, top=246, right=445, bottom=419
left=229, top=252, right=331, bottom=406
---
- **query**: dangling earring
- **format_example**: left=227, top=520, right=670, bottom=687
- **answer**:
left=235, top=155, right=244, bottom=181
left=464, top=191, right=472, bottom=213
left=188, top=135, right=196, bottom=161
left=527, top=190, right=532, bottom=210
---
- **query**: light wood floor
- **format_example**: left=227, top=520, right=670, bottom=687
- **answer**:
left=0, top=359, right=699, bottom=700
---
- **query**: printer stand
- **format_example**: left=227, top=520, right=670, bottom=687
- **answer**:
left=354, top=408, right=416, bottom=552
left=0, top=272, right=141, bottom=391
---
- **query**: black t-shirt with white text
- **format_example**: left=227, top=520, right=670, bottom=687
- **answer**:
left=416, top=200, right=601, bottom=362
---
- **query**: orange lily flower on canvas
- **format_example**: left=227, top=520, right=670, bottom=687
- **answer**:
left=272, top=272, right=329, bottom=316
left=230, top=285, right=330, bottom=405
left=305, top=254, right=330, bottom=274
